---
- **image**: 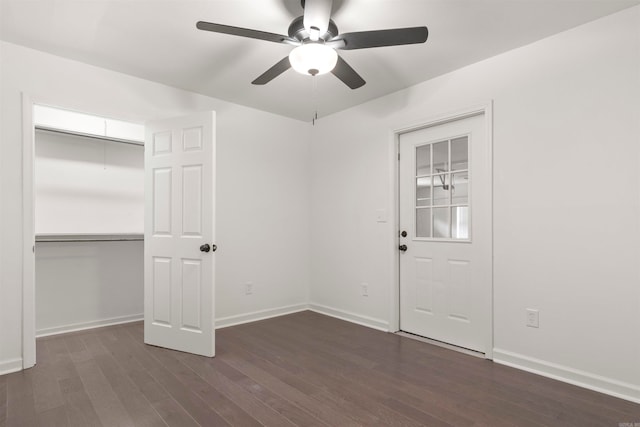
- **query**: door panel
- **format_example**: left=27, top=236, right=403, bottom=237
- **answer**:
left=152, top=257, right=172, bottom=325
left=181, top=258, right=202, bottom=331
left=399, top=114, right=490, bottom=353
left=414, top=257, right=434, bottom=313
left=153, top=168, right=172, bottom=235
left=182, top=165, right=203, bottom=236
left=145, top=111, right=216, bottom=357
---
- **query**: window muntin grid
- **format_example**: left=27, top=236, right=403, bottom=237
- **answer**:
left=415, top=136, right=470, bottom=240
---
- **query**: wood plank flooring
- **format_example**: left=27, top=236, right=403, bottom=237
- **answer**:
left=1, top=311, right=638, bottom=426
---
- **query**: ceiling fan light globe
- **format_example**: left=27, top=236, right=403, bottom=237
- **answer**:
left=289, top=43, right=338, bottom=76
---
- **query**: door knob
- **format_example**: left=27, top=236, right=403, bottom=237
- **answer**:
left=200, top=244, right=211, bottom=252
left=400, top=230, right=407, bottom=237
left=399, top=244, right=408, bottom=252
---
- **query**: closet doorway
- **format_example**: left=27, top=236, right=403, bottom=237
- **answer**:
left=22, top=100, right=217, bottom=368
left=33, top=106, right=146, bottom=339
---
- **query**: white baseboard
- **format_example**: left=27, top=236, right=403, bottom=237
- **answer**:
left=308, top=303, right=390, bottom=332
left=0, top=358, right=23, bottom=375
left=493, top=348, right=640, bottom=404
left=215, top=303, right=309, bottom=329
left=36, top=313, right=143, bottom=338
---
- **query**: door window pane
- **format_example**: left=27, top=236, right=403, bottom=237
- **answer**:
left=452, top=206, right=469, bottom=239
left=432, top=174, right=450, bottom=206
left=416, top=177, right=432, bottom=207
left=451, top=137, right=468, bottom=171
left=433, top=207, right=450, bottom=238
left=452, top=172, right=468, bottom=205
left=416, top=208, right=431, bottom=238
left=416, top=144, right=431, bottom=176
left=433, top=141, right=448, bottom=173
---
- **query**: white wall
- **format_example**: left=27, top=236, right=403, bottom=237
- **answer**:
left=309, top=6, right=640, bottom=402
left=35, top=241, right=144, bottom=336
left=35, top=130, right=144, bottom=235
left=0, top=41, right=310, bottom=373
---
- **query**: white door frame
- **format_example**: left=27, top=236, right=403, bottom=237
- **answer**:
left=387, top=102, right=494, bottom=359
left=20, top=93, right=146, bottom=369
left=22, top=92, right=37, bottom=369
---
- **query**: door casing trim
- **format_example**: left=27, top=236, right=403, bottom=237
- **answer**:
left=388, top=102, right=494, bottom=360
left=22, top=92, right=36, bottom=369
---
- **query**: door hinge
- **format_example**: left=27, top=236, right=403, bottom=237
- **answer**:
left=397, top=153, right=400, bottom=161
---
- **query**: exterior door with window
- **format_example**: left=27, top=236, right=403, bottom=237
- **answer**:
left=398, top=113, right=491, bottom=353
left=144, top=111, right=216, bottom=357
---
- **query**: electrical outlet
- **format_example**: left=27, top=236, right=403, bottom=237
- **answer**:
left=245, top=282, right=253, bottom=295
left=361, top=282, right=369, bottom=297
left=526, top=308, right=539, bottom=328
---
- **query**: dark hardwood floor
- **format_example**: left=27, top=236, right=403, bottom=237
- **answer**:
left=1, top=311, right=638, bottom=426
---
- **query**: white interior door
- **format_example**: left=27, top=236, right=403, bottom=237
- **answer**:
left=144, top=111, right=216, bottom=357
left=399, top=113, right=491, bottom=353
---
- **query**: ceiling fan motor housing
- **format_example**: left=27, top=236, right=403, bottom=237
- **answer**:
left=288, top=16, right=339, bottom=42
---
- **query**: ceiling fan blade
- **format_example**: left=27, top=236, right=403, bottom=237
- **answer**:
left=331, top=55, right=365, bottom=89
left=251, top=57, right=292, bottom=85
left=303, top=0, right=333, bottom=40
left=196, top=21, right=294, bottom=44
left=334, top=26, right=428, bottom=50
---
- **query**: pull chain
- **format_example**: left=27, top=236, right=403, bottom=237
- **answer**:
left=103, top=119, right=107, bottom=170
left=312, top=75, right=318, bottom=125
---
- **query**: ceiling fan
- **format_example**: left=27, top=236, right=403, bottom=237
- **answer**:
left=196, top=0, right=428, bottom=89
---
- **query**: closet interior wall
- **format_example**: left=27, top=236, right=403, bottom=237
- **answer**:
left=34, top=128, right=144, bottom=336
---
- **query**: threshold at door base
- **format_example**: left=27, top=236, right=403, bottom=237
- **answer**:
left=396, top=331, right=486, bottom=359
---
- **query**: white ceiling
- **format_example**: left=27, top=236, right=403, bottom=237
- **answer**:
left=1, top=0, right=638, bottom=121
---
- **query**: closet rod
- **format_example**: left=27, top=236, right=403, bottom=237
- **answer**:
left=35, top=126, right=144, bottom=147
left=36, top=234, right=144, bottom=243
